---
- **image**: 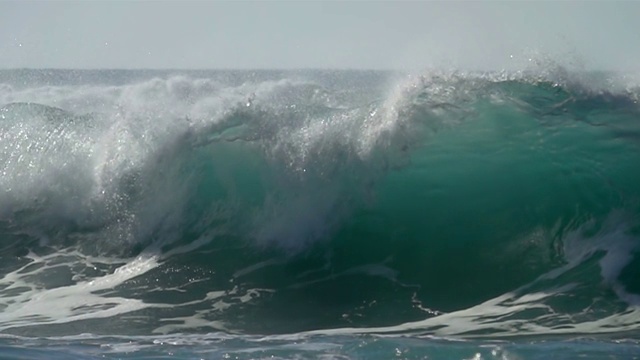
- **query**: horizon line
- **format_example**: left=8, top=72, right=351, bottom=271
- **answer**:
left=0, top=67, right=632, bottom=73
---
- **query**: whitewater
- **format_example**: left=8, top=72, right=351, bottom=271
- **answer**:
left=0, top=67, right=640, bottom=359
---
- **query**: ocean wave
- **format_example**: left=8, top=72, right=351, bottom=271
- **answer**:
left=0, top=69, right=639, bottom=338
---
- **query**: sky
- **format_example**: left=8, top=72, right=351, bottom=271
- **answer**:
left=0, top=1, right=638, bottom=71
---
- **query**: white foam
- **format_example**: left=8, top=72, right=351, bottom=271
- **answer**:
left=0, top=250, right=160, bottom=332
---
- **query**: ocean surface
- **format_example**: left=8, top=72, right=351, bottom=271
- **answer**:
left=0, top=68, right=639, bottom=359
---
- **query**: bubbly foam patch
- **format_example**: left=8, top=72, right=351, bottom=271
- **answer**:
left=0, top=249, right=158, bottom=332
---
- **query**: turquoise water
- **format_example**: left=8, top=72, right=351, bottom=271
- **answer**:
left=1, top=334, right=640, bottom=359
left=0, top=69, right=639, bottom=358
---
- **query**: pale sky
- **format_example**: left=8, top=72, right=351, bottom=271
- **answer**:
left=0, top=1, right=638, bottom=70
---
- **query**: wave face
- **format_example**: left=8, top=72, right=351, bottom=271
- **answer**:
left=1, top=69, right=640, bottom=356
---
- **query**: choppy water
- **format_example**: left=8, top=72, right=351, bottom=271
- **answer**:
left=0, top=68, right=639, bottom=359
